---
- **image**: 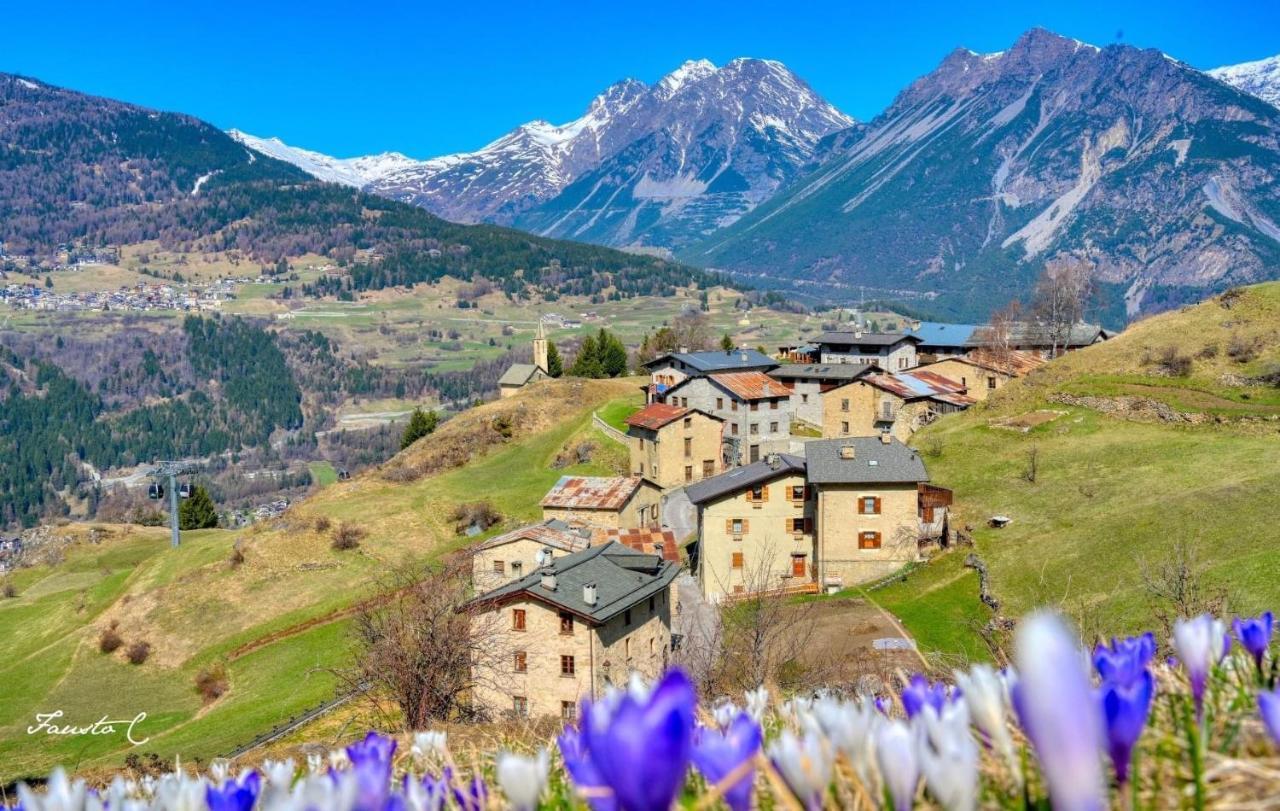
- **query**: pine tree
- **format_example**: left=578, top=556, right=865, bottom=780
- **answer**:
left=598, top=329, right=629, bottom=377
left=570, top=335, right=603, bottom=378
left=178, top=486, right=218, bottom=530
left=720, top=333, right=734, bottom=350
left=400, top=407, right=439, bottom=450
left=546, top=342, right=563, bottom=378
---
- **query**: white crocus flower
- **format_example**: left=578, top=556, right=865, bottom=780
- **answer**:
left=411, top=730, right=449, bottom=761
left=768, top=729, right=834, bottom=810
left=954, top=664, right=1019, bottom=781
left=876, top=720, right=920, bottom=811
left=496, top=749, right=550, bottom=811
left=745, top=685, right=770, bottom=721
left=20, top=768, right=88, bottom=811
left=712, top=699, right=742, bottom=729
left=917, top=699, right=979, bottom=811
left=813, top=695, right=881, bottom=787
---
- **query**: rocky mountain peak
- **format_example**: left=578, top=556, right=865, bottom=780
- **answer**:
left=1210, top=53, right=1280, bottom=108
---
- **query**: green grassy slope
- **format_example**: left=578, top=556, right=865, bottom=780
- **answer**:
left=881, top=283, right=1280, bottom=662
left=0, top=378, right=639, bottom=781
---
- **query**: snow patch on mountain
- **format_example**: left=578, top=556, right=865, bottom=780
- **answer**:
left=1209, top=54, right=1280, bottom=108
left=227, top=130, right=422, bottom=187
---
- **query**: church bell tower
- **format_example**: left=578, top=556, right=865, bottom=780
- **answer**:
left=533, top=319, right=548, bottom=373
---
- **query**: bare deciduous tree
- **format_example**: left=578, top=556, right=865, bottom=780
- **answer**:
left=345, top=555, right=511, bottom=728
left=980, top=299, right=1023, bottom=373
left=1138, top=539, right=1229, bottom=640
left=1032, top=258, right=1095, bottom=358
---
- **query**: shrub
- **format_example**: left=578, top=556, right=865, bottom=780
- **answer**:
left=1156, top=347, right=1192, bottom=377
left=228, top=544, right=246, bottom=568
left=492, top=415, right=514, bottom=439
left=194, top=663, right=229, bottom=702
left=449, top=501, right=502, bottom=535
left=126, top=641, right=151, bottom=665
left=314, top=515, right=332, bottom=533
left=1227, top=334, right=1260, bottom=364
left=1, top=580, right=15, bottom=599
left=1197, top=344, right=1219, bottom=359
left=332, top=523, right=367, bottom=551
left=99, top=624, right=124, bottom=653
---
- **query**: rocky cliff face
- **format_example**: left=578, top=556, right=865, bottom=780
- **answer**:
left=688, top=29, right=1280, bottom=320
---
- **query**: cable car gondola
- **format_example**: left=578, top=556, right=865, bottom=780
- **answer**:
left=179, top=483, right=192, bottom=499
left=148, top=483, right=165, bottom=500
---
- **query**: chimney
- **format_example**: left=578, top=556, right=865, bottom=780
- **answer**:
left=540, top=568, right=557, bottom=591
left=839, top=445, right=856, bottom=460
left=854, top=330, right=863, bottom=339
left=739, top=351, right=748, bottom=362
left=766, top=453, right=782, bottom=470
left=880, top=433, right=892, bottom=445
left=583, top=583, right=597, bottom=606
left=762, top=382, right=772, bottom=397
left=678, top=345, right=689, bottom=354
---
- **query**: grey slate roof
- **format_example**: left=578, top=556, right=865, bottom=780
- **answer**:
left=643, top=348, right=778, bottom=373
left=768, top=363, right=879, bottom=381
left=684, top=453, right=808, bottom=505
left=804, top=437, right=930, bottom=485
left=967, top=323, right=1112, bottom=349
left=498, top=363, right=541, bottom=387
left=466, top=541, right=678, bottom=624
left=815, top=332, right=923, bottom=348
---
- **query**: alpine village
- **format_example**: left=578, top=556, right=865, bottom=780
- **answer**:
left=3, top=10, right=1280, bottom=811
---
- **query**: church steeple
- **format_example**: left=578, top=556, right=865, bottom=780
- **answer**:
left=533, top=318, right=548, bottom=372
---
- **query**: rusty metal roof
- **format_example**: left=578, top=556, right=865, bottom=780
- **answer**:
left=708, top=371, right=792, bottom=400
left=598, top=527, right=681, bottom=562
left=625, top=403, right=687, bottom=430
left=474, top=520, right=592, bottom=554
left=865, top=371, right=973, bottom=404
left=954, top=349, right=1045, bottom=376
left=541, top=476, right=644, bottom=511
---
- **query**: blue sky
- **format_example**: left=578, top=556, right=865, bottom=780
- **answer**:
left=6, top=0, right=1277, bottom=158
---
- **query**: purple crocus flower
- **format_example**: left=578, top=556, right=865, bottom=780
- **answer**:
left=1099, top=669, right=1155, bottom=785
left=205, top=772, right=261, bottom=811
left=567, top=669, right=697, bottom=811
left=1233, top=611, right=1274, bottom=672
left=901, top=674, right=948, bottom=719
left=1173, top=615, right=1227, bottom=721
left=1093, top=633, right=1155, bottom=684
left=1260, top=689, right=1280, bottom=745
left=1013, top=612, right=1105, bottom=811
left=559, top=726, right=617, bottom=811
left=691, top=712, right=761, bottom=811
left=444, top=768, right=488, bottom=811
left=346, top=731, right=396, bottom=811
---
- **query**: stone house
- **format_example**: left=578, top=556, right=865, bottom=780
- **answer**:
left=624, top=403, right=725, bottom=489
left=642, top=348, right=777, bottom=403
left=821, top=371, right=974, bottom=441
left=684, top=454, right=814, bottom=603
left=464, top=542, right=678, bottom=720
left=970, top=322, right=1113, bottom=358
left=805, top=437, right=934, bottom=589
left=541, top=475, right=663, bottom=530
left=813, top=331, right=921, bottom=371
left=662, top=371, right=793, bottom=466
left=914, top=349, right=1044, bottom=401
left=471, top=519, right=592, bottom=592
left=767, top=363, right=879, bottom=429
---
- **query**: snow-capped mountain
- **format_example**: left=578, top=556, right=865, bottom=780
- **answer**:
left=689, top=28, right=1280, bottom=319
left=1209, top=54, right=1280, bottom=108
left=227, top=130, right=422, bottom=187
left=230, top=58, right=852, bottom=250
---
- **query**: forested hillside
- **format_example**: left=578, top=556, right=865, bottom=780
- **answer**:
left=0, top=73, right=715, bottom=300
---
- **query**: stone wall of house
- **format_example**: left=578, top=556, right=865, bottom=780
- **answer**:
left=628, top=413, right=723, bottom=489
left=472, top=598, right=593, bottom=720
left=542, top=482, right=661, bottom=531
left=664, top=377, right=792, bottom=466
left=815, top=482, right=920, bottom=588
left=788, top=380, right=824, bottom=426
left=472, top=538, right=562, bottom=592
left=696, top=471, right=815, bottom=602
left=915, top=358, right=1007, bottom=401
left=592, top=587, right=673, bottom=689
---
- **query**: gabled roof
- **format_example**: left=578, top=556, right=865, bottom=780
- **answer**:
left=624, top=403, right=722, bottom=431
left=598, top=527, right=681, bottom=562
left=805, top=437, right=930, bottom=485
left=903, top=321, right=981, bottom=348
left=498, top=363, right=541, bottom=386
left=815, top=332, right=923, bottom=348
left=643, top=348, right=777, bottom=373
left=464, top=541, right=678, bottom=624
left=685, top=453, right=807, bottom=505
left=864, top=371, right=974, bottom=405
left=706, top=371, right=791, bottom=400
left=922, top=349, right=1045, bottom=377
left=768, top=363, right=879, bottom=382
left=967, top=322, right=1113, bottom=349
left=541, top=476, right=645, bottom=511
left=473, top=519, right=592, bottom=554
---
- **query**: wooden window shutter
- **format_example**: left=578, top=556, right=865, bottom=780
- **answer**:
left=761, top=484, right=769, bottom=502
left=874, top=497, right=882, bottom=514
left=804, top=517, right=813, bottom=533
left=857, top=498, right=867, bottom=515
left=742, top=519, right=750, bottom=534
left=725, top=518, right=734, bottom=534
